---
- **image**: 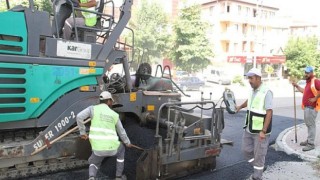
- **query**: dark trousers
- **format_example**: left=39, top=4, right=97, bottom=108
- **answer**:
left=52, top=3, right=72, bottom=37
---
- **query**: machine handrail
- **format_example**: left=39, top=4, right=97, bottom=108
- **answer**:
left=155, top=100, right=216, bottom=137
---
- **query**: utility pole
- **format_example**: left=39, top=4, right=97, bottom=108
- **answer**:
left=253, top=0, right=263, bottom=68
left=6, top=0, right=10, bottom=9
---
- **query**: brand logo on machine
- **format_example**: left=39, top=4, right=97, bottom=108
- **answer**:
left=57, top=40, right=91, bottom=59
left=67, top=45, right=78, bottom=51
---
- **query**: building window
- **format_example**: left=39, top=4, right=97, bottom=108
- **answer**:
left=234, top=43, right=238, bottom=53
left=246, top=7, right=250, bottom=16
left=238, top=5, right=241, bottom=14
left=250, top=42, right=254, bottom=52
left=264, top=10, right=268, bottom=18
left=261, top=10, right=264, bottom=18
left=270, top=12, right=275, bottom=17
left=234, top=24, right=239, bottom=32
left=262, top=44, right=266, bottom=53
left=243, top=24, right=247, bottom=35
left=227, top=5, right=230, bottom=13
left=225, top=42, right=229, bottom=53
left=251, top=25, right=255, bottom=33
left=262, top=27, right=266, bottom=35
left=209, top=6, right=214, bottom=16
left=253, top=9, right=257, bottom=17
left=242, top=41, right=247, bottom=52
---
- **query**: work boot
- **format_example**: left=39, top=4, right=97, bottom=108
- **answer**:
left=263, top=166, right=267, bottom=172
left=302, top=144, right=315, bottom=151
left=115, top=175, right=127, bottom=180
left=248, top=175, right=261, bottom=180
left=300, top=140, right=308, bottom=146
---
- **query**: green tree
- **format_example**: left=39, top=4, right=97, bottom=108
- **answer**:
left=169, top=4, right=213, bottom=73
left=0, top=0, right=52, bottom=13
left=0, top=3, right=7, bottom=12
left=39, top=0, right=53, bottom=14
left=285, top=36, right=320, bottom=79
left=128, top=0, right=170, bottom=65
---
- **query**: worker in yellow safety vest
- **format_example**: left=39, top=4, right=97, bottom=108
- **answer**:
left=292, top=66, right=320, bottom=151
left=63, top=0, right=99, bottom=40
left=236, top=68, right=273, bottom=180
left=77, top=91, right=132, bottom=180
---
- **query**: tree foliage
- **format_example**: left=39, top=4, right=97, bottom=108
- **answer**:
left=285, top=36, right=320, bottom=79
left=170, top=4, right=213, bottom=73
left=39, top=0, right=53, bottom=13
left=0, top=0, right=52, bottom=13
left=128, top=0, right=170, bottom=65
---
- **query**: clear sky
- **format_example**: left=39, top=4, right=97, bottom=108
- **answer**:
left=274, top=0, right=320, bottom=22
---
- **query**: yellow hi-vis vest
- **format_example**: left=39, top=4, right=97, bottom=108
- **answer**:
left=302, top=77, right=320, bottom=111
left=89, top=104, right=120, bottom=151
left=80, top=0, right=97, bottom=27
left=244, top=84, right=272, bottom=134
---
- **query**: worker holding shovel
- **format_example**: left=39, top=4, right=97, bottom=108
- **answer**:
left=77, top=91, right=132, bottom=180
left=292, top=66, right=320, bottom=151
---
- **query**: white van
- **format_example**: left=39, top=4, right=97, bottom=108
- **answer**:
left=207, top=69, right=231, bottom=85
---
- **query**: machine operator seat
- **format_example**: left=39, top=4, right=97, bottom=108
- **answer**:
left=132, top=63, right=173, bottom=91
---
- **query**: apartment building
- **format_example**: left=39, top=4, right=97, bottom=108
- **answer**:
left=290, top=20, right=319, bottom=37
left=201, top=0, right=285, bottom=78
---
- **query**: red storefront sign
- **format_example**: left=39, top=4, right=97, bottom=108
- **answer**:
left=227, top=55, right=286, bottom=64
left=227, top=56, right=246, bottom=63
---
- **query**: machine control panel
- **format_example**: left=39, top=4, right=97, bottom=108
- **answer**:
left=223, top=89, right=236, bottom=114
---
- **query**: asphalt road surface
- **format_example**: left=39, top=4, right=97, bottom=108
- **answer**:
left=25, top=96, right=305, bottom=180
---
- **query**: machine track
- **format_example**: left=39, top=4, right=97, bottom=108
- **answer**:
left=0, top=158, right=87, bottom=179
left=0, top=129, right=88, bottom=180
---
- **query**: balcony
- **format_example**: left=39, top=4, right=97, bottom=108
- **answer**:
left=217, top=13, right=275, bottom=27
left=219, top=13, right=256, bottom=24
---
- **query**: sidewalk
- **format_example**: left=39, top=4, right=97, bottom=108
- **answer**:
left=275, top=120, right=320, bottom=161
left=260, top=121, right=320, bottom=179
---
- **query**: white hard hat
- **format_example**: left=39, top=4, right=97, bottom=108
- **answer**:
left=245, top=68, right=262, bottom=77
left=99, top=91, right=114, bottom=102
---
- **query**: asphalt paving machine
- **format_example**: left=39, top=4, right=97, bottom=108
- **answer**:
left=0, top=0, right=227, bottom=179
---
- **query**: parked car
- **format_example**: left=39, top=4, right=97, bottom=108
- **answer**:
left=176, top=76, right=205, bottom=91
left=295, top=80, right=306, bottom=92
left=173, top=70, right=189, bottom=81
left=207, top=69, right=231, bottom=85
left=176, top=70, right=189, bottom=77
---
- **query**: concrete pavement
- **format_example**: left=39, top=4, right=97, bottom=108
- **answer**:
left=262, top=119, right=320, bottom=180
left=275, top=120, right=320, bottom=161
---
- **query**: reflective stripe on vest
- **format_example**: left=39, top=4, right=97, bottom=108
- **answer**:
left=80, top=0, right=97, bottom=27
left=302, top=77, right=320, bottom=111
left=89, top=104, right=120, bottom=151
left=245, top=84, right=271, bottom=134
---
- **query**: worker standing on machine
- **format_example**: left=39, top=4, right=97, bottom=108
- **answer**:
left=76, top=91, right=132, bottom=180
left=236, top=68, right=273, bottom=180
